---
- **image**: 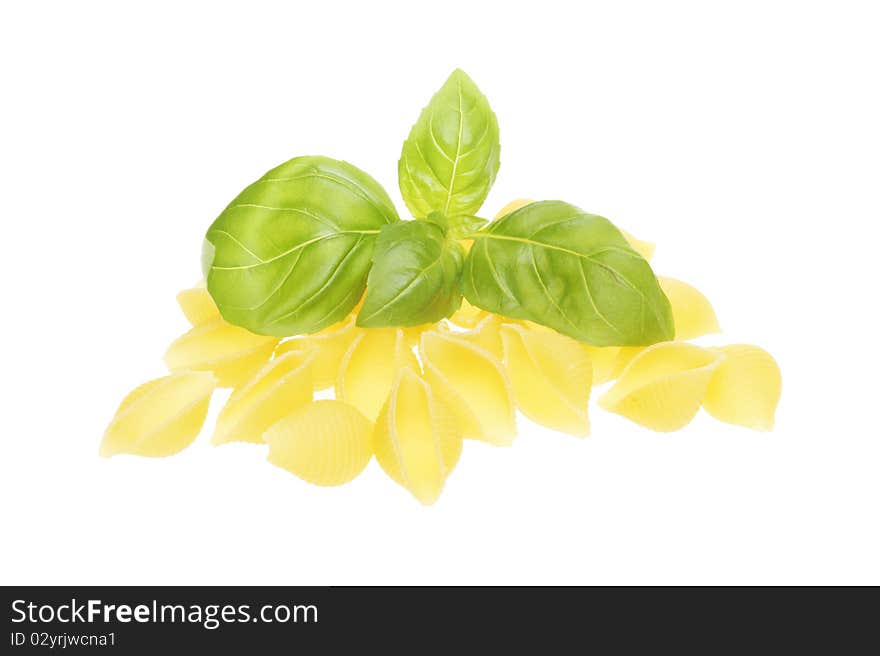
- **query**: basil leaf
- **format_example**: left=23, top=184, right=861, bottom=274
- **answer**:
left=461, top=201, right=674, bottom=346
left=204, top=156, right=399, bottom=337
left=357, top=221, right=464, bottom=328
left=398, top=69, right=500, bottom=219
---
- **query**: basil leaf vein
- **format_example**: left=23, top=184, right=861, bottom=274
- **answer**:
left=357, top=221, right=464, bottom=327
left=204, top=156, right=399, bottom=336
left=462, top=201, right=674, bottom=346
left=398, top=69, right=500, bottom=219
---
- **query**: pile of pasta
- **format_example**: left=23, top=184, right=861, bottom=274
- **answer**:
left=102, top=202, right=781, bottom=505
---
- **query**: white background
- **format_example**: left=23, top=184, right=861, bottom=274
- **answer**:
left=2, top=1, right=878, bottom=585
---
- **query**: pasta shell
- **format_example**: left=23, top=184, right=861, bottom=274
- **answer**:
left=658, top=276, right=720, bottom=341
left=619, top=229, right=656, bottom=261
left=176, top=283, right=220, bottom=326
left=373, top=368, right=463, bottom=505
left=164, top=318, right=277, bottom=388
left=581, top=346, right=622, bottom=386
left=275, top=315, right=357, bottom=390
left=448, top=298, right=487, bottom=329
left=336, top=328, right=419, bottom=422
left=420, top=330, right=516, bottom=446
left=402, top=324, right=432, bottom=347
left=212, top=350, right=313, bottom=445
left=100, top=371, right=216, bottom=457
left=264, top=400, right=373, bottom=486
left=441, top=313, right=504, bottom=359
left=500, top=324, right=592, bottom=436
left=599, top=342, right=721, bottom=432
left=703, top=345, right=781, bottom=431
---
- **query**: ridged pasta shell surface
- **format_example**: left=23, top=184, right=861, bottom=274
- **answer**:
left=703, top=344, right=781, bottom=431
left=439, top=313, right=504, bottom=359
left=373, top=368, right=463, bottom=505
left=500, top=324, right=592, bottom=436
left=212, top=350, right=313, bottom=445
left=101, top=371, right=216, bottom=457
left=599, top=342, right=721, bottom=432
left=420, top=330, right=516, bottom=445
left=264, top=400, right=373, bottom=486
left=336, top=328, right=419, bottom=421
left=658, top=276, right=720, bottom=341
left=164, top=317, right=278, bottom=387
left=275, top=314, right=357, bottom=390
left=176, top=284, right=220, bottom=327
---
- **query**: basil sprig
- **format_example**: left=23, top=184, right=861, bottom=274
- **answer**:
left=203, top=70, right=674, bottom=347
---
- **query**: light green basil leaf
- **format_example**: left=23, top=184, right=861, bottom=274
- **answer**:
left=357, top=221, right=464, bottom=327
left=461, top=201, right=674, bottom=346
left=204, top=155, right=399, bottom=336
left=423, top=211, right=487, bottom=239
left=398, top=69, right=500, bottom=219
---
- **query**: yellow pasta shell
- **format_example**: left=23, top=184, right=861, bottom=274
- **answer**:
left=264, top=400, right=373, bottom=486
left=212, top=350, right=313, bottom=445
left=500, top=324, right=592, bottom=436
left=448, top=298, right=488, bottom=329
left=176, top=283, right=220, bottom=326
left=336, top=328, right=419, bottom=422
left=101, top=371, right=216, bottom=457
left=373, top=368, right=463, bottom=505
left=581, top=346, right=622, bottom=386
left=658, top=276, right=720, bottom=341
left=164, top=318, right=278, bottom=388
left=420, top=330, right=516, bottom=446
left=619, top=228, right=656, bottom=261
left=275, top=315, right=357, bottom=390
left=440, top=313, right=504, bottom=359
left=599, top=342, right=721, bottom=432
left=703, top=344, right=781, bottom=431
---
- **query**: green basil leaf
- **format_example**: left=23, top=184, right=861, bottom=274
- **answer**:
left=461, top=201, right=674, bottom=346
left=398, top=69, right=500, bottom=219
left=357, top=221, right=464, bottom=328
left=204, top=155, right=399, bottom=336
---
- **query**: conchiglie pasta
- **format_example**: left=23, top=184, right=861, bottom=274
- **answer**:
left=619, top=229, right=655, bottom=261
left=265, top=400, right=373, bottom=486
left=164, top=318, right=278, bottom=388
left=703, top=345, right=781, bottom=431
left=441, top=313, right=504, bottom=359
left=275, top=315, right=357, bottom=390
left=420, top=330, right=516, bottom=446
left=336, top=328, right=419, bottom=421
left=658, top=276, right=720, bottom=341
left=212, top=350, right=313, bottom=445
left=581, top=346, right=622, bottom=386
left=448, top=298, right=487, bottom=329
left=176, top=284, right=220, bottom=326
left=101, top=371, right=216, bottom=457
left=599, top=342, right=721, bottom=432
left=500, top=324, right=592, bottom=436
left=373, top=368, right=462, bottom=505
